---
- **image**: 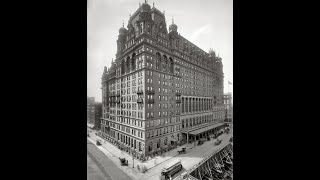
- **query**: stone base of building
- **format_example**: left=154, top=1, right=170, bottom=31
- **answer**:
left=97, top=131, right=148, bottom=162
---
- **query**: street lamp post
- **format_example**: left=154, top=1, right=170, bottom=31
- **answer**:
left=132, top=153, right=135, bottom=168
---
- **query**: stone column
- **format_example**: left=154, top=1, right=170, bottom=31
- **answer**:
left=196, top=98, right=198, bottom=112
left=182, top=97, right=184, bottom=113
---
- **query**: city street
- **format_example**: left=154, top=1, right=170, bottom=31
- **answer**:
left=87, top=139, right=132, bottom=180
left=87, top=126, right=233, bottom=180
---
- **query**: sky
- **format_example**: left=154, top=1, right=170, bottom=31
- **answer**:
left=88, top=0, right=233, bottom=102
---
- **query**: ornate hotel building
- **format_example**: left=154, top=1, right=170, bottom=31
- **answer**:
left=99, top=2, right=226, bottom=158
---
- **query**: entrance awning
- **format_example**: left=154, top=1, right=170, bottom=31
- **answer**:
left=188, top=122, right=224, bottom=135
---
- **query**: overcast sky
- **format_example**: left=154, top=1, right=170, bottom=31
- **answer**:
left=88, top=0, right=233, bottom=102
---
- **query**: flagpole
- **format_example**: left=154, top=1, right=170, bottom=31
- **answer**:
left=227, top=79, right=229, bottom=93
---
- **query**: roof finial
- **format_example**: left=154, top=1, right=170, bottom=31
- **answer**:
left=145, top=0, right=147, bottom=3
left=172, top=16, right=174, bottom=24
left=122, top=20, right=124, bottom=27
left=139, top=2, right=141, bottom=7
left=163, top=11, right=165, bottom=16
left=153, top=2, right=154, bottom=7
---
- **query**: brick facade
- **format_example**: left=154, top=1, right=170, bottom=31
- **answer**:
left=99, top=2, right=225, bottom=158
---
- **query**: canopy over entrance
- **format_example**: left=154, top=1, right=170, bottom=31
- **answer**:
left=188, top=122, right=224, bottom=135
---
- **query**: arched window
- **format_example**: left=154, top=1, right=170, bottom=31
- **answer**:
left=126, top=57, right=130, bottom=73
left=163, top=55, right=168, bottom=71
left=169, top=57, right=174, bottom=73
left=121, top=59, right=125, bottom=75
left=157, top=139, right=160, bottom=148
left=132, top=53, right=136, bottom=70
left=149, top=141, right=153, bottom=152
left=156, top=52, right=161, bottom=69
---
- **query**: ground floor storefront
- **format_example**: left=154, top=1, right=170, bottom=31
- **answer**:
left=98, top=130, right=147, bottom=162
left=97, top=130, right=185, bottom=162
left=96, top=122, right=229, bottom=163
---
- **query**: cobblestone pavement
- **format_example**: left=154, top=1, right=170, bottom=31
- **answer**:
left=87, top=126, right=233, bottom=180
left=87, top=139, right=133, bottom=180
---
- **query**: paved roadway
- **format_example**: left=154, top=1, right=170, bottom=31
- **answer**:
left=87, top=139, right=133, bottom=180
left=144, top=132, right=233, bottom=180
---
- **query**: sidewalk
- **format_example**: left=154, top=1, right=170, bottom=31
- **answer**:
left=88, top=135, right=143, bottom=180
left=88, top=129, right=233, bottom=180
left=88, top=130, right=182, bottom=170
left=89, top=130, right=197, bottom=171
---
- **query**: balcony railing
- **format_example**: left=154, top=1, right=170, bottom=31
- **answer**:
left=137, top=90, right=143, bottom=94
left=146, top=90, right=155, bottom=94
left=176, top=99, right=181, bottom=103
left=137, top=98, right=143, bottom=103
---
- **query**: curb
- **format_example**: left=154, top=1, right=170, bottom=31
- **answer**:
left=88, top=136, right=141, bottom=174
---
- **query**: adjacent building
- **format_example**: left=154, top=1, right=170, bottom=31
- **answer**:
left=87, top=96, right=102, bottom=129
left=223, top=93, right=233, bottom=123
left=100, top=2, right=226, bottom=159
left=94, top=103, right=102, bottom=130
left=87, top=97, right=95, bottom=127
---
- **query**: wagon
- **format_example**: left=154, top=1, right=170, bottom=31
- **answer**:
left=215, top=139, right=222, bottom=145
left=96, top=140, right=102, bottom=146
left=229, top=137, right=233, bottom=142
left=178, top=147, right=186, bottom=154
left=198, top=140, right=204, bottom=145
left=119, top=158, right=128, bottom=166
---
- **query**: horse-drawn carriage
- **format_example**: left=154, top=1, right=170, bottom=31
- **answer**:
left=198, top=140, right=204, bottom=145
left=215, top=139, right=222, bottom=145
left=225, top=128, right=230, bottom=134
left=96, top=140, right=102, bottom=146
left=177, top=147, right=186, bottom=154
left=119, top=157, right=128, bottom=166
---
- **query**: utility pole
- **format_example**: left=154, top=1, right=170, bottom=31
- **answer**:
left=186, top=131, right=189, bottom=148
left=132, top=153, right=135, bottom=168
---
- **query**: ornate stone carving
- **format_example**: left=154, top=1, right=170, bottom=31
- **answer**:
left=139, top=12, right=152, bottom=21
